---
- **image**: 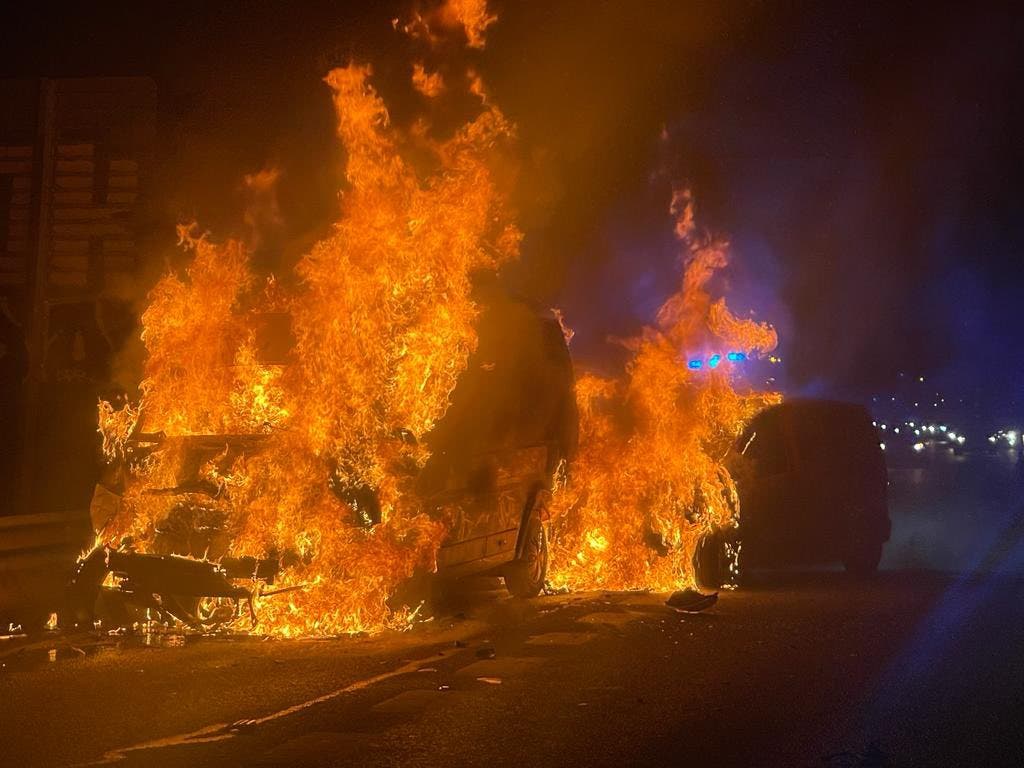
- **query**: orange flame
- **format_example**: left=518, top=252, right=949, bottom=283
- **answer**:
left=99, top=52, right=520, bottom=635
left=547, top=189, right=781, bottom=592
left=412, top=63, right=445, bottom=98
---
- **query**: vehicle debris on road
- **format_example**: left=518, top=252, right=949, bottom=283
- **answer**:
left=665, top=589, right=719, bottom=613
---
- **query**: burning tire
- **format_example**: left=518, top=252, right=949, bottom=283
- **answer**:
left=504, top=503, right=548, bottom=598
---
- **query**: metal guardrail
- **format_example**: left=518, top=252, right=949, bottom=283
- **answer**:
left=0, top=509, right=92, bottom=627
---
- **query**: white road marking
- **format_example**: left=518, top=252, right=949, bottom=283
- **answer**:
left=82, top=651, right=460, bottom=765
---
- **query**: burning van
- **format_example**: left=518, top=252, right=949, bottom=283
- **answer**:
left=74, top=291, right=577, bottom=631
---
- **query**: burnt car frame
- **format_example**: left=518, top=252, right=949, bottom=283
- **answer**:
left=78, top=294, right=577, bottom=627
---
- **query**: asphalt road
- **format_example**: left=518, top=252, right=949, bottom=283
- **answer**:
left=3, top=569, right=1023, bottom=768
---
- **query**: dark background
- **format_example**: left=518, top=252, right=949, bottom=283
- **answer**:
left=3, top=0, right=1021, bottom=427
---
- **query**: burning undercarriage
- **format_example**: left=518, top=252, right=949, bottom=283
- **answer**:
left=66, top=547, right=279, bottom=631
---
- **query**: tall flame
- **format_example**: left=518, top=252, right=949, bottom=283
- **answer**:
left=99, top=56, right=520, bottom=636
left=547, top=189, right=781, bottom=592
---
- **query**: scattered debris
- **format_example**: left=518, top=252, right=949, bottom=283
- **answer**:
left=665, top=588, right=718, bottom=613
left=476, top=676, right=502, bottom=685
left=543, top=584, right=571, bottom=596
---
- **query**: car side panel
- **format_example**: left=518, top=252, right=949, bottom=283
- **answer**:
left=433, top=445, right=550, bottom=574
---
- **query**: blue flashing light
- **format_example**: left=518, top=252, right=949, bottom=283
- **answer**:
left=727, top=351, right=746, bottom=362
left=707, top=354, right=722, bottom=369
left=688, top=359, right=703, bottom=370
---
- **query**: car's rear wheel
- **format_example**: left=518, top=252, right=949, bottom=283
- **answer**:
left=504, top=510, right=548, bottom=598
left=693, top=527, right=740, bottom=590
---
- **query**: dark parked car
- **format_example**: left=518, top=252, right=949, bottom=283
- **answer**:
left=695, top=399, right=890, bottom=587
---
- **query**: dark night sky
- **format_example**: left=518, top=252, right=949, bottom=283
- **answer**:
left=3, top=1, right=1022, bottom=422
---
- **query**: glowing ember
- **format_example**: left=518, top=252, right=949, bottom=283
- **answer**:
left=398, top=0, right=497, bottom=50
left=546, top=189, right=781, bottom=593
left=412, top=63, right=445, bottom=98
